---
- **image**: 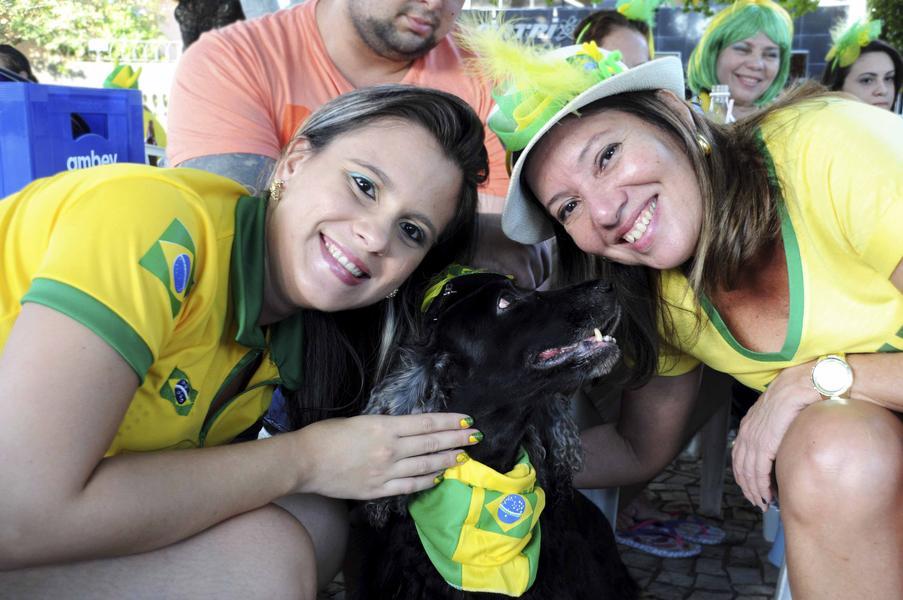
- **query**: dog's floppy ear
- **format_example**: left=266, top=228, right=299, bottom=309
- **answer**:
left=363, top=346, right=453, bottom=416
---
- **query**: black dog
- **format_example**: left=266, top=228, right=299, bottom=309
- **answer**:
left=348, top=273, right=638, bottom=600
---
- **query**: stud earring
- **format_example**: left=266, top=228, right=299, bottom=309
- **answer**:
left=269, top=179, right=285, bottom=203
left=386, top=288, right=399, bottom=299
left=695, top=133, right=712, bottom=156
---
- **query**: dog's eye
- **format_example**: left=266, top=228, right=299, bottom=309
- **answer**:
left=497, top=294, right=514, bottom=311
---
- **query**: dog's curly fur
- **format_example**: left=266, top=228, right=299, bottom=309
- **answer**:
left=364, top=344, right=583, bottom=527
left=348, top=275, right=638, bottom=600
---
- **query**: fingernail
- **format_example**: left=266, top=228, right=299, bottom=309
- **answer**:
left=433, top=475, right=444, bottom=485
left=459, top=417, right=473, bottom=429
left=468, top=431, right=483, bottom=444
left=456, top=452, right=469, bottom=464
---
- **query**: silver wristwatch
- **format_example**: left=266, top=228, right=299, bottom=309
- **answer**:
left=811, top=354, right=853, bottom=400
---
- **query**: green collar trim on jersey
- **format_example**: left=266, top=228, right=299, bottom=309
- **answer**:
left=230, top=194, right=304, bottom=390
left=699, top=132, right=803, bottom=362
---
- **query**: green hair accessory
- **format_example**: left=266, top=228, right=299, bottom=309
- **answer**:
left=421, top=265, right=489, bottom=313
left=103, top=62, right=142, bottom=90
left=488, top=42, right=624, bottom=152
left=825, top=19, right=882, bottom=70
left=616, top=0, right=668, bottom=28
left=616, top=0, right=667, bottom=57
left=459, top=21, right=625, bottom=153
left=421, top=265, right=513, bottom=315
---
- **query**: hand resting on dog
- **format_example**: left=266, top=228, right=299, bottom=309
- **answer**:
left=292, top=412, right=479, bottom=499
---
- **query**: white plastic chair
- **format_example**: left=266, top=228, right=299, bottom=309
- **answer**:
left=764, top=504, right=792, bottom=600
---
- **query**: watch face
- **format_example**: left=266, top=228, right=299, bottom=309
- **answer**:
left=813, top=357, right=852, bottom=396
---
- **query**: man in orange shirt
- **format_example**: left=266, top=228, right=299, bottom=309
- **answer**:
left=168, top=0, right=550, bottom=287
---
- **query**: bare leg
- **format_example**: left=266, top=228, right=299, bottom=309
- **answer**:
left=0, top=495, right=348, bottom=600
left=274, top=493, right=349, bottom=588
left=777, top=399, right=903, bottom=600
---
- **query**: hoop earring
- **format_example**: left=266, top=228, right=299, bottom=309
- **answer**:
left=269, top=179, right=285, bottom=204
left=695, top=133, right=712, bottom=156
left=386, top=288, right=399, bottom=299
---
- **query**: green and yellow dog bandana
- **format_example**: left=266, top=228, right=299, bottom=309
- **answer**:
left=408, top=450, right=546, bottom=596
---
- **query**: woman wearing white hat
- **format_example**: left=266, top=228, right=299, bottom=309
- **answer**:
left=463, top=26, right=903, bottom=599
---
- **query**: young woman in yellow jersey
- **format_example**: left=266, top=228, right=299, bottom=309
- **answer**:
left=464, top=29, right=903, bottom=598
left=0, top=85, right=487, bottom=597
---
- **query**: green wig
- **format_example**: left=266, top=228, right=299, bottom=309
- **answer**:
left=687, top=0, right=793, bottom=106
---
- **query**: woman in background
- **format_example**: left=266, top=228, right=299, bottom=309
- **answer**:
left=687, top=0, right=793, bottom=120
left=573, top=0, right=660, bottom=68
left=821, top=19, right=901, bottom=112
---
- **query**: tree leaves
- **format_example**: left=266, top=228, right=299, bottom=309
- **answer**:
left=0, top=0, right=166, bottom=76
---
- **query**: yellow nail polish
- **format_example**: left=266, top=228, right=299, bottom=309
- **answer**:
left=456, top=452, right=469, bottom=464
left=459, top=417, right=474, bottom=429
left=468, top=431, right=483, bottom=444
left=433, top=475, right=444, bottom=485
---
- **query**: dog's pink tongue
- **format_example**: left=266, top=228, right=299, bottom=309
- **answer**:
left=538, top=347, right=563, bottom=360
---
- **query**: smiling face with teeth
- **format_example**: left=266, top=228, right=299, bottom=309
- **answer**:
left=265, top=119, right=461, bottom=313
left=523, top=99, right=703, bottom=270
left=715, top=31, right=781, bottom=111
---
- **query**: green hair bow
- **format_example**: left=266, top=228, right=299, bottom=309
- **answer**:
left=826, top=19, right=882, bottom=70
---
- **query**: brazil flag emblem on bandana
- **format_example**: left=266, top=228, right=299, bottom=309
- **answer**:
left=408, top=450, right=545, bottom=596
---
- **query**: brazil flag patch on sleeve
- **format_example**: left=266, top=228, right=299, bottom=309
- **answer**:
left=139, top=219, right=197, bottom=317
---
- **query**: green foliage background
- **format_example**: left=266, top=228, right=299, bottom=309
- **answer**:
left=0, top=0, right=168, bottom=76
left=869, top=0, right=902, bottom=50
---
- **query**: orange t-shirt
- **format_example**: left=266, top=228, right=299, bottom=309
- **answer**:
left=166, top=0, right=509, bottom=198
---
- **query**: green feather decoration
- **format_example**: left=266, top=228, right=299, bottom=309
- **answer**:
left=826, top=18, right=883, bottom=69
left=457, top=21, right=626, bottom=152
left=616, top=0, right=668, bottom=28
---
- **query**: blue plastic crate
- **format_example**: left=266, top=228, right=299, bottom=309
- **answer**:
left=0, top=82, right=145, bottom=197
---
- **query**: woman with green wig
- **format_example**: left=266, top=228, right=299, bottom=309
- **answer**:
left=687, top=0, right=793, bottom=120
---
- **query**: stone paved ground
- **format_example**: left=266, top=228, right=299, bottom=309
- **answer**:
left=320, top=445, right=781, bottom=600
left=624, top=451, right=781, bottom=600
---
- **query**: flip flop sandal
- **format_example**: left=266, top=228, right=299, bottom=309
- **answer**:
left=615, top=520, right=703, bottom=558
left=657, top=515, right=727, bottom=545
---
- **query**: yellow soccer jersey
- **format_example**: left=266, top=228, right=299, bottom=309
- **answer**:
left=0, top=164, right=304, bottom=454
left=658, top=99, right=903, bottom=391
